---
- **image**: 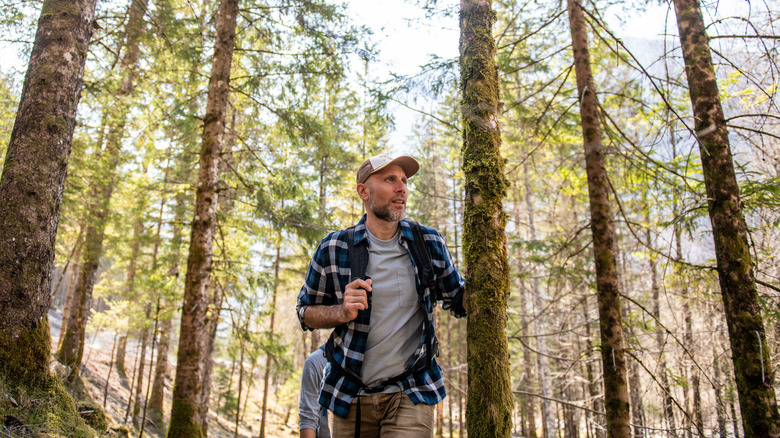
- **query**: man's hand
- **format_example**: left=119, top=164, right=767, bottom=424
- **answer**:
left=341, top=278, right=372, bottom=322
left=302, top=278, right=372, bottom=329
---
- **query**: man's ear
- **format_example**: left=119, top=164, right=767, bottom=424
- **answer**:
left=356, top=183, right=370, bottom=201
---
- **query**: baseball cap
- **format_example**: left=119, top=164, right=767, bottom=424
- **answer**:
left=356, top=154, right=419, bottom=184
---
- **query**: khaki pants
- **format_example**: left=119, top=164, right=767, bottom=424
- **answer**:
left=329, top=392, right=434, bottom=438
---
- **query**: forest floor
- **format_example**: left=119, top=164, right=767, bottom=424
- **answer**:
left=48, top=308, right=299, bottom=438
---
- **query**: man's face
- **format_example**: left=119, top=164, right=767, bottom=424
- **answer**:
left=360, top=164, right=408, bottom=223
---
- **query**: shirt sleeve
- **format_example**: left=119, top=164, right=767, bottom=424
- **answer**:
left=427, top=228, right=467, bottom=318
left=299, top=350, right=326, bottom=432
left=296, top=234, right=339, bottom=330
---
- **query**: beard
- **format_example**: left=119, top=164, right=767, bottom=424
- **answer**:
left=369, top=189, right=406, bottom=222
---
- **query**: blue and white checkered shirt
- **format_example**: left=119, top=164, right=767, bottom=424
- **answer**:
left=296, top=215, right=466, bottom=419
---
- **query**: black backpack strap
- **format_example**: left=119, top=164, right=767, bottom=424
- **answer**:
left=404, top=219, right=439, bottom=369
left=346, top=225, right=368, bottom=283
left=405, top=219, right=435, bottom=293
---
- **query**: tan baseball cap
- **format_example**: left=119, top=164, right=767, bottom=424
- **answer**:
left=356, top=154, right=419, bottom=184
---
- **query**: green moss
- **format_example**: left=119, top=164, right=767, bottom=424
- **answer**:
left=167, top=398, right=203, bottom=438
left=0, top=373, right=98, bottom=437
left=0, top=316, right=53, bottom=388
left=76, top=400, right=108, bottom=431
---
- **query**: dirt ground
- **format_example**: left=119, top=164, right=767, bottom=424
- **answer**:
left=49, top=308, right=300, bottom=438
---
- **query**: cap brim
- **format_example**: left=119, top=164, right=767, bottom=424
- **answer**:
left=373, top=156, right=419, bottom=180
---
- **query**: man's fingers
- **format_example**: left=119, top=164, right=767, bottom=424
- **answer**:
left=348, top=277, right=372, bottom=292
left=344, top=292, right=368, bottom=309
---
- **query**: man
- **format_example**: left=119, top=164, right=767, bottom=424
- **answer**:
left=300, top=345, right=330, bottom=438
left=296, top=154, right=466, bottom=437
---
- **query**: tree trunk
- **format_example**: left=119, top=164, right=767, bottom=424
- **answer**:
left=730, top=399, right=740, bottom=438
left=583, top=298, right=604, bottom=438
left=566, top=1, right=630, bottom=437
left=116, top=333, right=129, bottom=381
left=150, top=145, right=190, bottom=431
left=671, top=0, right=780, bottom=435
left=167, top=0, right=238, bottom=433
left=525, top=162, right=555, bottom=438
left=260, top=244, right=282, bottom=437
left=460, top=1, right=513, bottom=437
left=233, top=340, right=245, bottom=438
left=713, top=355, right=728, bottom=438
left=57, top=245, right=82, bottom=351
left=0, top=0, right=97, bottom=388
left=648, top=234, right=676, bottom=437
left=104, top=333, right=118, bottom=409
left=516, top=162, right=537, bottom=438
left=199, top=282, right=223, bottom=436
left=628, top=350, right=645, bottom=438
left=132, top=306, right=152, bottom=426
left=56, top=0, right=149, bottom=382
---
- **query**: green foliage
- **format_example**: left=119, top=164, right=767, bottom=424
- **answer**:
left=741, top=176, right=780, bottom=217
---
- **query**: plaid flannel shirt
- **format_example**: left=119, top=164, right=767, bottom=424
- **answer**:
left=296, top=215, right=466, bottom=419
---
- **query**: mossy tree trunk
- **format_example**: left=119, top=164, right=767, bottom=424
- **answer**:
left=671, top=0, right=780, bottom=435
left=167, top=0, right=239, bottom=434
left=566, top=1, right=630, bottom=437
left=56, top=0, right=149, bottom=382
left=0, top=0, right=97, bottom=388
left=459, top=1, right=513, bottom=437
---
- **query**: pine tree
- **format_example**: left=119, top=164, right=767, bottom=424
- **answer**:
left=56, top=0, right=149, bottom=381
left=0, top=0, right=97, bottom=387
left=459, top=0, right=513, bottom=436
left=566, top=0, right=630, bottom=436
left=672, top=0, right=780, bottom=435
left=167, top=0, right=240, bottom=434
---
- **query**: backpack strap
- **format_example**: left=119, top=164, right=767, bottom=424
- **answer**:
left=405, top=219, right=439, bottom=369
left=346, top=225, right=368, bottom=284
left=404, top=219, right=435, bottom=293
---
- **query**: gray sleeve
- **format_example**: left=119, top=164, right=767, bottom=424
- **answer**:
left=299, top=350, right=326, bottom=432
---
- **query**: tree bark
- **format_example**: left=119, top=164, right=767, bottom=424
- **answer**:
left=56, top=0, right=149, bottom=382
left=566, top=1, right=630, bottom=437
left=516, top=191, right=538, bottom=438
left=0, top=0, right=96, bottom=388
left=671, top=0, right=780, bottom=435
left=199, top=282, right=223, bottom=436
left=104, top=333, right=118, bottom=409
left=149, top=303, right=171, bottom=430
left=116, top=333, right=129, bottom=381
left=132, top=306, right=152, bottom=426
left=525, top=161, right=555, bottom=438
left=57, top=244, right=82, bottom=351
left=649, top=235, right=676, bottom=437
left=460, top=1, right=513, bottom=437
left=167, top=0, right=239, bottom=434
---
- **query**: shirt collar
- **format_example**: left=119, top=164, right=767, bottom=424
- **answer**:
left=353, top=215, right=415, bottom=245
